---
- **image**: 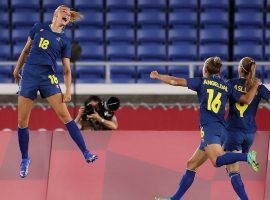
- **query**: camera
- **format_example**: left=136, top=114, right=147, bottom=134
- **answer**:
left=99, top=97, right=120, bottom=120
left=81, top=104, right=94, bottom=121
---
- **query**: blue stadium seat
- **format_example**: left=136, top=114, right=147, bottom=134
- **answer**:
left=0, top=29, right=9, bottom=43
left=0, top=12, right=9, bottom=27
left=107, top=0, right=134, bottom=10
left=75, top=28, right=103, bottom=43
left=107, top=11, right=134, bottom=27
left=235, top=0, right=263, bottom=11
left=169, top=0, right=197, bottom=10
left=268, top=0, right=270, bottom=10
left=137, top=66, right=166, bottom=83
left=266, top=29, right=270, bottom=43
left=201, top=0, right=229, bottom=10
left=43, top=0, right=72, bottom=9
left=137, top=0, right=166, bottom=10
left=137, top=43, right=166, bottom=61
left=11, top=0, right=39, bottom=10
left=168, top=66, right=189, bottom=78
left=107, top=43, right=135, bottom=60
left=168, top=43, right=197, bottom=60
left=267, top=13, right=270, bottom=27
left=0, top=0, right=8, bottom=10
left=168, top=28, right=197, bottom=43
left=265, top=44, right=270, bottom=60
left=200, top=28, right=228, bottom=44
left=13, top=43, right=25, bottom=59
left=234, top=28, right=262, bottom=43
left=0, top=44, right=11, bottom=60
left=234, top=44, right=263, bottom=60
left=106, top=28, right=134, bottom=43
left=74, top=0, right=103, bottom=10
left=199, top=44, right=228, bottom=60
left=43, top=12, right=54, bottom=24
left=79, top=11, right=103, bottom=27
left=110, top=66, right=136, bottom=83
left=76, top=66, right=105, bottom=83
left=235, top=12, right=263, bottom=27
left=79, top=43, right=104, bottom=60
left=200, top=11, right=228, bottom=27
left=138, top=10, right=166, bottom=27
left=137, top=28, right=165, bottom=43
left=0, top=66, right=12, bottom=83
left=169, top=11, right=197, bottom=27
left=12, top=28, right=29, bottom=42
left=13, top=11, right=40, bottom=26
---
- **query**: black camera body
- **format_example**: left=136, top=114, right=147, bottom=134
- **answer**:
left=81, top=104, right=95, bottom=121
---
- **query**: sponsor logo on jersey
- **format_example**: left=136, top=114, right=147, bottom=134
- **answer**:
left=56, top=37, right=61, bottom=42
left=40, top=29, right=44, bottom=32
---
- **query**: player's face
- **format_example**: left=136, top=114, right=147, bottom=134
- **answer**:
left=56, top=7, right=71, bottom=26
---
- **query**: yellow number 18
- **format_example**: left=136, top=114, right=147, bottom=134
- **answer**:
left=39, top=37, right=50, bottom=50
left=207, top=89, right=222, bottom=113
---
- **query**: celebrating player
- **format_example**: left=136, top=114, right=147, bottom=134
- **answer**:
left=223, top=57, right=270, bottom=200
left=150, top=57, right=260, bottom=200
left=13, top=5, right=97, bottom=178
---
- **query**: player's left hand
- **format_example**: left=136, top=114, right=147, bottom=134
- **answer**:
left=88, top=111, right=102, bottom=122
left=63, top=91, right=71, bottom=103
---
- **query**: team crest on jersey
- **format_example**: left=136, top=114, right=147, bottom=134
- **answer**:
left=40, top=29, right=44, bottom=32
left=56, top=37, right=61, bottom=42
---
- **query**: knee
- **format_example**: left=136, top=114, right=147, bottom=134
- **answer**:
left=187, top=159, right=197, bottom=170
left=18, top=117, right=28, bottom=128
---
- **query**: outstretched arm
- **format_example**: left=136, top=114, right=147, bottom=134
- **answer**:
left=150, top=71, right=187, bottom=87
left=238, top=79, right=261, bottom=105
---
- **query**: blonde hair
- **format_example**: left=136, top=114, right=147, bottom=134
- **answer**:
left=54, top=5, right=83, bottom=24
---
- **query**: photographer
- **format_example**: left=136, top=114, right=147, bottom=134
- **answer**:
left=75, top=95, right=119, bottom=131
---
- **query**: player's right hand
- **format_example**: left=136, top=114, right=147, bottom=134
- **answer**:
left=150, top=71, right=159, bottom=79
left=13, top=69, right=22, bottom=85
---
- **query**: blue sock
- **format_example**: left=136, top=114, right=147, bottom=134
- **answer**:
left=18, top=127, right=29, bottom=159
left=229, top=172, right=248, bottom=200
left=216, top=153, right=247, bottom=167
left=171, top=169, right=196, bottom=200
left=65, top=120, right=88, bottom=155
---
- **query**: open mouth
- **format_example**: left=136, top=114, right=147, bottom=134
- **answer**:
left=62, top=17, right=67, bottom=22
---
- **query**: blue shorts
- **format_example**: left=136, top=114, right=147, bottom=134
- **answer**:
left=199, top=122, right=225, bottom=151
left=223, top=129, right=255, bottom=153
left=18, top=64, right=62, bottom=100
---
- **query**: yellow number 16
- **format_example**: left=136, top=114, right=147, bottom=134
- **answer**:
left=207, top=89, right=222, bottom=113
left=48, top=75, right=58, bottom=84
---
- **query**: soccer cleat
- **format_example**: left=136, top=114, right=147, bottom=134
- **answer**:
left=20, top=158, right=31, bottom=178
left=247, top=150, right=259, bottom=172
left=155, top=197, right=171, bottom=200
left=84, top=151, right=98, bottom=163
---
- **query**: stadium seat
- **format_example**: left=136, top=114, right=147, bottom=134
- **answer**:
left=0, top=0, right=8, bottom=10
left=137, top=66, right=166, bottom=83
left=235, top=12, right=263, bottom=27
left=265, top=44, right=270, bottom=60
left=107, top=11, right=134, bottom=27
left=200, top=0, right=229, bottom=10
left=43, top=0, right=72, bottom=9
left=12, top=28, right=29, bottom=42
left=137, top=43, right=166, bottom=61
left=0, top=12, right=9, bottom=27
left=168, top=43, right=197, bottom=60
left=138, top=10, right=166, bottom=27
left=107, top=0, right=134, bottom=10
left=168, top=66, right=189, bottom=78
left=75, top=28, right=103, bottom=43
left=79, top=43, right=105, bottom=60
left=74, top=0, right=103, bottom=10
left=76, top=66, right=105, bottom=83
left=43, top=11, right=54, bottom=24
left=235, top=0, right=263, bottom=11
left=0, top=66, right=12, bottom=83
left=169, top=0, right=197, bottom=10
left=11, top=0, right=39, bottom=10
left=200, top=28, right=228, bottom=43
left=137, top=0, right=166, bottom=10
left=267, top=13, right=270, bottom=27
left=169, top=11, right=197, bottom=27
left=107, top=43, right=135, bottom=60
left=13, top=43, right=25, bottom=59
left=106, top=28, right=134, bottom=43
left=0, top=44, right=11, bottom=60
left=265, top=29, right=270, bottom=43
left=234, top=28, right=263, bottom=43
left=137, top=28, right=165, bottom=43
left=268, top=0, right=270, bottom=10
left=110, top=66, right=136, bottom=83
left=199, top=44, right=228, bottom=60
left=12, top=11, right=40, bottom=26
left=234, top=44, right=263, bottom=60
left=0, top=29, right=9, bottom=43
left=200, top=11, right=228, bottom=27
left=79, top=11, right=103, bottom=27
left=168, top=28, right=197, bottom=43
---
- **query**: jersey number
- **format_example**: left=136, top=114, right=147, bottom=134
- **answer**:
left=48, top=75, right=58, bottom=84
left=207, top=89, right=222, bottom=113
left=235, top=103, right=248, bottom=118
left=39, top=37, right=50, bottom=50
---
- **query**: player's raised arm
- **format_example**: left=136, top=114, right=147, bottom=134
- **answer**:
left=150, top=70, right=187, bottom=86
left=238, top=79, right=261, bottom=105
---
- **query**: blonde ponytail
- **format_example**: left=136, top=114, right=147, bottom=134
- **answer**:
left=70, top=10, right=84, bottom=22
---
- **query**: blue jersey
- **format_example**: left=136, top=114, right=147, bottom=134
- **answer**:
left=25, top=22, right=71, bottom=72
left=226, top=78, right=270, bottom=132
left=187, top=76, right=242, bottom=126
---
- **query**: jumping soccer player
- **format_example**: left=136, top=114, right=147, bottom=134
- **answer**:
left=150, top=57, right=261, bottom=200
left=223, top=57, right=270, bottom=200
left=13, top=5, right=98, bottom=178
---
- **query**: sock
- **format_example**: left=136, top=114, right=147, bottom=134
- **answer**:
left=171, top=169, right=196, bottom=200
left=229, top=172, right=248, bottom=200
left=18, top=127, right=29, bottom=159
left=216, top=153, right=247, bottom=167
left=65, top=120, right=88, bottom=155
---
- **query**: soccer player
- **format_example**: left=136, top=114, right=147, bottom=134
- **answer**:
left=223, top=57, right=270, bottom=200
left=150, top=57, right=261, bottom=200
left=13, top=5, right=98, bottom=178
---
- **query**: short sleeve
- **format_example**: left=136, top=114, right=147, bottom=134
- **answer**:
left=28, top=23, right=42, bottom=40
left=228, top=83, right=242, bottom=102
left=259, top=84, right=270, bottom=101
left=61, top=39, right=71, bottom=58
left=186, top=77, right=202, bottom=92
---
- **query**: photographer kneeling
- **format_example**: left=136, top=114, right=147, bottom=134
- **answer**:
left=75, top=95, right=120, bottom=131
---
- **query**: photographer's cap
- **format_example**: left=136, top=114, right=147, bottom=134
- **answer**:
left=105, top=97, right=120, bottom=111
